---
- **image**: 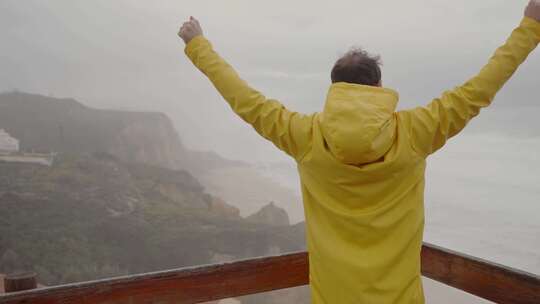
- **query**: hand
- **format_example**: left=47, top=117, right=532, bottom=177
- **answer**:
left=525, top=0, right=540, bottom=22
left=178, top=16, right=204, bottom=44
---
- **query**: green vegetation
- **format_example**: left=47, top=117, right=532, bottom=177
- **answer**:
left=0, top=91, right=307, bottom=303
left=0, top=153, right=304, bottom=286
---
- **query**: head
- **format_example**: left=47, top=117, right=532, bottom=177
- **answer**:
left=331, top=48, right=382, bottom=87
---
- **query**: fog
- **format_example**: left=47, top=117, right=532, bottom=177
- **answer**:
left=1, top=0, right=539, bottom=301
left=2, top=0, right=539, bottom=160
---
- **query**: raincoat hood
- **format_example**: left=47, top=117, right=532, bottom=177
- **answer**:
left=321, top=82, right=399, bottom=165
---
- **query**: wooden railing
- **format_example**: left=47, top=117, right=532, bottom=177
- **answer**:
left=1, top=243, right=539, bottom=304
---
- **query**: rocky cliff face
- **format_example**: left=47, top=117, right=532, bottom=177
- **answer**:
left=0, top=91, right=304, bottom=221
left=0, top=92, right=188, bottom=169
left=246, top=202, right=290, bottom=226
left=107, top=112, right=187, bottom=170
left=0, top=91, right=251, bottom=175
left=0, top=154, right=304, bottom=286
left=0, top=92, right=309, bottom=304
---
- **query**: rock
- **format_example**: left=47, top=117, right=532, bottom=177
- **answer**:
left=246, top=202, right=290, bottom=226
left=208, top=197, right=241, bottom=219
left=0, top=92, right=188, bottom=170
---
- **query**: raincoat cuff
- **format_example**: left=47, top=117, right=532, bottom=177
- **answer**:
left=521, top=17, right=540, bottom=43
left=184, top=35, right=209, bottom=59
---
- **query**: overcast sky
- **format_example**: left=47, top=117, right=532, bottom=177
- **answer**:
left=1, top=0, right=539, bottom=277
left=1, top=0, right=539, bottom=162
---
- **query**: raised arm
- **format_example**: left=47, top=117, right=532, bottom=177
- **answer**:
left=178, top=17, right=314, bottom=161
left=399, top=2, right=540, bottom=157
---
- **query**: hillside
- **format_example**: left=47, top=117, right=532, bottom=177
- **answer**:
left=0, top=153, right=305, bottom=286
left=0, top=92, right=187, bottom=168
left=0, top=91, right=302, bottom=220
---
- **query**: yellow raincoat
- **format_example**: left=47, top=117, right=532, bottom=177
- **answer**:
left=185, top=17, right=539, bottom=303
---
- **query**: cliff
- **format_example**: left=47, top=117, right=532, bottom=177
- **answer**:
left=246, top=202, right=290, bottom=226
left=0, top=91, right=302, bottom=221
left=0, top=92, right=187, bottom=169
left=0, top=153, right=304, bottom=286
left=0, top=91, right=308, bottom=304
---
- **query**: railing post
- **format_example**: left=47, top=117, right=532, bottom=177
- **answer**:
left=4, top=272, right=37, bottom=293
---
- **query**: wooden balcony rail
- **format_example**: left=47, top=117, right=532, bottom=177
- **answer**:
left=1, top=243, right=538, bottom=304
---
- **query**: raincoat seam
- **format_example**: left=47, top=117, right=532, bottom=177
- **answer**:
left=397, top=111, right=427, bottom=159
left=296, top=113, right=318, bottom=163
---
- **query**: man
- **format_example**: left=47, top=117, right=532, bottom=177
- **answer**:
left=179, top=2, right=540, bottom=303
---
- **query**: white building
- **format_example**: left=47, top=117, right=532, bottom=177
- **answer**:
left=0, top=129, right=19, bottom=152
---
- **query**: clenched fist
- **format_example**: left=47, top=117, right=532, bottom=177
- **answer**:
left=178, top=16, right=203, bottom=44
left=525, top=0, right=540, bottom=22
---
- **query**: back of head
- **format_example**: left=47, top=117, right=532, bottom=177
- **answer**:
left=331, top=48, right=382, bottom=87
left=323, top=48, right=396, bottom=165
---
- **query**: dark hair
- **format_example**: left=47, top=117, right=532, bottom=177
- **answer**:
left=331, top=48, right=382, bottom=86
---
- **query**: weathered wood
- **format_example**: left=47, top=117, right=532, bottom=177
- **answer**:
left=0, top=243, right=538, bottom=304
left=0, top=252, right=308, bottom=304
left=421, top=243, right=540, bottom=304
left=4, top=272, right=37, bottom=293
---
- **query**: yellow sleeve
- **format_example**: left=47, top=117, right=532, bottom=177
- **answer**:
left=184, top=36, right=314, bottom=161
left=400, top=17, right=540, bottom=157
